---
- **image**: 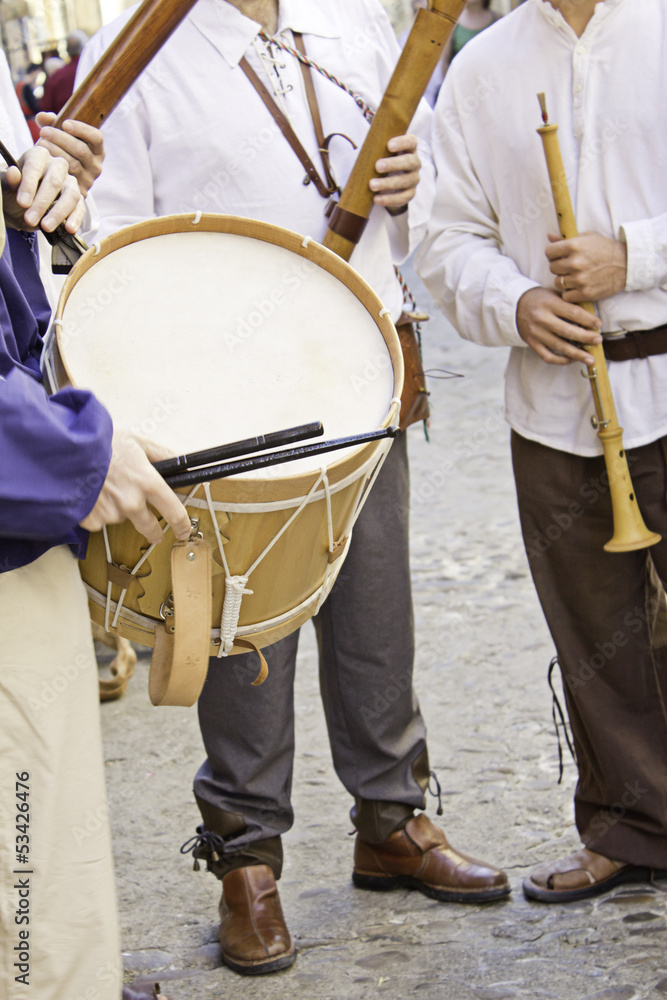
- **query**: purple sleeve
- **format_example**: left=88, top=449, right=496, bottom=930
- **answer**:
left=0, top=366, right=113, bottom=539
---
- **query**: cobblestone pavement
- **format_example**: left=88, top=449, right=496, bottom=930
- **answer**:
left=101, top=262, right=667, bottom=1000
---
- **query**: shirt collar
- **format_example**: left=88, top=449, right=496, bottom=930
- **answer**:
left=534, top=0, right=626, bottom=34
left=188, top=0, right=341, bottom=69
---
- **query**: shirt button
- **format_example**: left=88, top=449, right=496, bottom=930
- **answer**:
left=574, top=83, right=583, bottom=93
left=576, top=45, right=586, bottom=55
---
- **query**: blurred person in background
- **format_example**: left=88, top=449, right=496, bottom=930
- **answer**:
left=41, top=30, right=89, bottom=114
left=14, top=62, right=42, bottom=141
left=442, top=0, right=499, bottom=71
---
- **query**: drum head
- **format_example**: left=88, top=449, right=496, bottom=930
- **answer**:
left=57, top=217, right=399, bottom=478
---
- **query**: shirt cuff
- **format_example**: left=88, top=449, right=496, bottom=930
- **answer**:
left=620, top=218, right=667, bottom=292
left=495, top=274, right=541, bottom=349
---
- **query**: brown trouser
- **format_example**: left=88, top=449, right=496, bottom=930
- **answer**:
left=512, top=431, right=667, bottom=868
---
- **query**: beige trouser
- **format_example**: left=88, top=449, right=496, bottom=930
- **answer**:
left=0, top=546, right=121, bottom=1000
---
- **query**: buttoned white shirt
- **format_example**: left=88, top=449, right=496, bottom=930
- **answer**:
left=417, top=0, right=667, bottom=456
left=79, top=0, right=433, bottom=323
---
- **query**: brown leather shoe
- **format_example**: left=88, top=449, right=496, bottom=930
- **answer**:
left=523, top=846, right=667, bottom=903
left=219, top=864, right=296, bottom=975
left=353, top=812, right=510, bottom=903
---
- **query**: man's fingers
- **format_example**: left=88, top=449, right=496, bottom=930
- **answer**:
left=20, top=155, right=74, bottom=228
left=125, top=504, right=166, bottom=547
left=527, top=339, right=574, bottom=365
left=3, top=165, right=22, bottom=194
left=371, top=170, right=420, bottom=194
left=386, top=133, right=419, bottom=155
left=545, top=233, right=570, bottom=258
left=374, top=153, right=421, bottom=178
left=39, top=124, right=104, bottom=173
left=15, top=147, right=51, bottom=214
left=145, top=479, right=192, bottom=541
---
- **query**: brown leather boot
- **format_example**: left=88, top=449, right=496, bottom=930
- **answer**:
left=219, top=864, right=296, bottom=975
left=353, top=812, right=510, bottom=902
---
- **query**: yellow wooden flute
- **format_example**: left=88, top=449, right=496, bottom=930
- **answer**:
left=536, top=93, right=660, bottom=553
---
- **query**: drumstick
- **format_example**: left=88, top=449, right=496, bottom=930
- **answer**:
left=153, top=421, right=324, bottom=476
left=162, top=428, right=398, bottom=489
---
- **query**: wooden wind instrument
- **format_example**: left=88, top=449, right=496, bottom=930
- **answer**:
left=536, top=93, right=660, bottom=553
left=322, top=0, right=467, bottom=263
left=52, top=0, right=200, bottom=129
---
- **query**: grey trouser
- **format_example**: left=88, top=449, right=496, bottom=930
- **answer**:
left=193, top=433, right=430, bottom=875
left=512, top=431, right=667, bottom=868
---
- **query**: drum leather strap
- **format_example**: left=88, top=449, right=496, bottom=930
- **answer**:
left=396, top=312, right=430, bottom=431
left=240, top=34, right=343, bottom=200
left=149, top=535, right=212, bottom=707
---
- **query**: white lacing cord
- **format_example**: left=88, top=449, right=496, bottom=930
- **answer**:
left=204, top=472, right=331, bottom=656
left=315, top=466, right=335, bottom=613
left=322, top=465, right=334, bottom=555
left=203, top=483, right=252, bottom=658
left=102, top=526, right=113, bottom=633
left=252, top=36, right=292, bottom=106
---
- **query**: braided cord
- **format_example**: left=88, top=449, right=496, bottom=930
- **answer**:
left=259, top=31, right=376, bottom=123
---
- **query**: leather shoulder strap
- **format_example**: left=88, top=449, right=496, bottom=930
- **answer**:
left=239, top=47, right=337, bottom=199
left=292, top=32, right=338, bottom=195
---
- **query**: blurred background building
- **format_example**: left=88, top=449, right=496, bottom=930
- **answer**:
left=0, top=0, right=133, bottom=77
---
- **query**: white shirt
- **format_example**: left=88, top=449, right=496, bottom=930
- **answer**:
left=79, top=0, right=434, bottom=323
left=0, top=52, right=32, bottom=155
left=417, top=0, right=667, bottom=457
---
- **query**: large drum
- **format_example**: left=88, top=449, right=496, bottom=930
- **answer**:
left=43, top=214, right=403, bottom=705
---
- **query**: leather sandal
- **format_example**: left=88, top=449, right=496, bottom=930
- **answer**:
left=353, top=812, right=510, bottom=903
left=522, top=847, right=667, bottom=903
